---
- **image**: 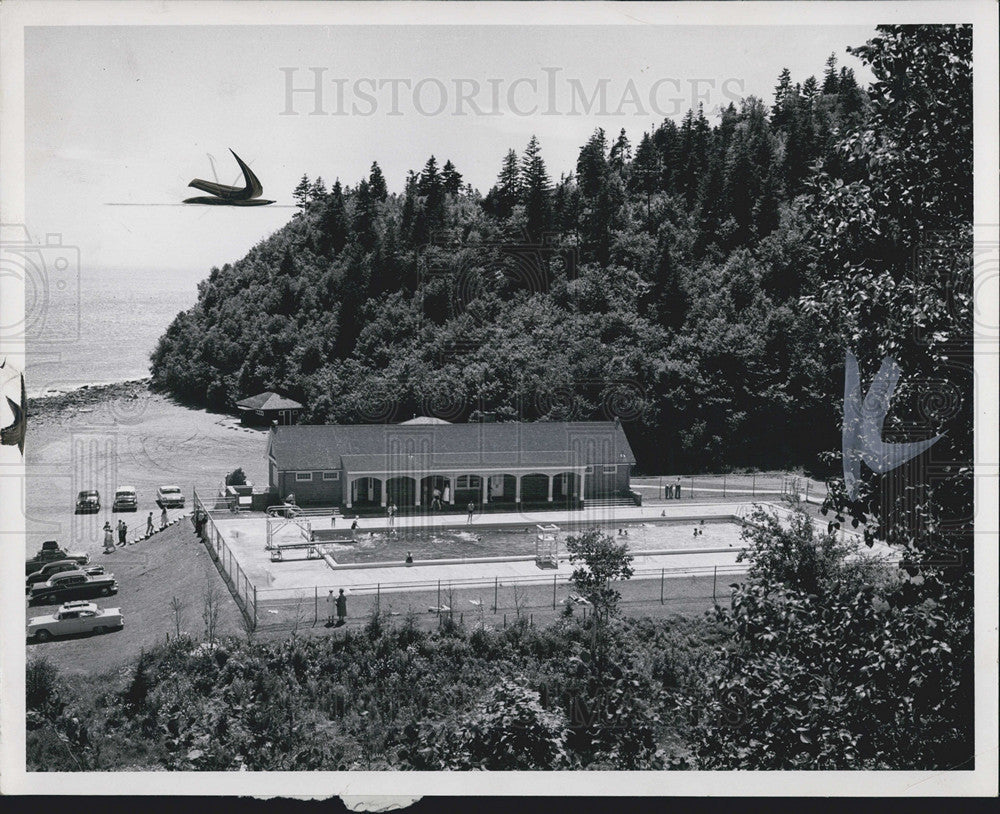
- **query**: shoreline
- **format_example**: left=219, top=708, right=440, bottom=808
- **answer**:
left=27, top=378, right=153, bottom=418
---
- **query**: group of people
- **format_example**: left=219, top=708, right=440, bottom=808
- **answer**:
left=664, top=477, right=683, bottom=499
left=325, top=588, right=348, bottom=627
left=102, top=507, right=170, bottom=553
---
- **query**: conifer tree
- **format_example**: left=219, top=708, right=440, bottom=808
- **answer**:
left=368, top=162, right=388, bottom=202
left=293, top=174, right=311, bottom=212
left=441, top=160, right=463, bottom=194
left=520, top=136, right=552, bottom=239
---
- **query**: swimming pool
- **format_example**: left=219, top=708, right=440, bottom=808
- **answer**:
left=317, top=518, right=745, bottom=565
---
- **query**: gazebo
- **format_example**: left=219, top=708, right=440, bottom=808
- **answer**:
left=236, top=391, right=303, bottom=426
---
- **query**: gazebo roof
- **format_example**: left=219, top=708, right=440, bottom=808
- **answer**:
left=236, top=391, right=303, bottom=411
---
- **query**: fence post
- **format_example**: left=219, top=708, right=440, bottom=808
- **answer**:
left=253, top=585, right=257, bottom=630
left=752, top=473, right=756, bottom=499
left=493, top=577, right=498, bottom=612
left=805, top=482, right=810, bottom=502
left=553, top=574, right=557, bottom=609
left=437, top=580, right=441, bottom=611
left=713, top=565, right=718, bottom=605
left=314, top=586, right=318, bottom=625
left=689, top=476, right=694, bottom=498
left=660, top=568, right=665, bottom=605
left=723, top=475, right=727, bottom=498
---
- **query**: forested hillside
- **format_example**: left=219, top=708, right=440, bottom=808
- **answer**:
left=152, top=52, right=869, bottom=473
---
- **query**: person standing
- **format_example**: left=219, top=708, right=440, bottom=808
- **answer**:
left=387, top=502, right=396, bottom=528
left=674, top=477, right=682, bottom=499
left=118, top=519, right=128, bottom=546
left=466, top=501, right=476, bottom=524
left=160, top=505, right=168, bottom=529
left=103, top=521, right=115, bottom=554
left=336, top=588, right=347, bottom=627
left=145, top=511, right=155, bottom=537
left=325, top=590, right=336, bottom=626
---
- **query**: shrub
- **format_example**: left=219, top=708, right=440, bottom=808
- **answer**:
left=225, top=468, right=247, bottom=487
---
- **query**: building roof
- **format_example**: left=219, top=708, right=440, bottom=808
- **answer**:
left=399, top=416, right=452, bottom=425
left=236, top=391, right=303, bottom=411
left=268, top=421, right=636, bottom=472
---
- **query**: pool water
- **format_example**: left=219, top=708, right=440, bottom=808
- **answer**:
left=320, top=519, right=744, bottom=565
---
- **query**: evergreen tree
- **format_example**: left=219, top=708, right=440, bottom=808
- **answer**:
left=442, top=160, right=463, bottom=194
left=368, top=161, right=388, bottom=202
left=310, top=176, right=327, bottom=203
left=318, top=180, right=348, bottom=255
left=609, top=128, right=632, bottom=177
left=822, top=52, right=839, bottom=94
left=494, top=149, right=521, bottom=218
left=293, top=174, right=311, bottom=212
left=520, top=136, right=552, bottom=240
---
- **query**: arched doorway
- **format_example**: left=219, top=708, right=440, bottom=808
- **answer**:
left=520, top=473, right=549, bottom=502
left=420, top=475, right=451, bottom=508
left=486, top=474, right=517, bottom=504
left=386, top=476, right=416, bottom=506
left=351, top=477, right=382, bottom=506
left=553, top=472, right=579, bottom=500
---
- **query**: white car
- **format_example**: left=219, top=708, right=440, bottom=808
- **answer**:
left=27, top=601, right=124, bottom=642
left=156, top=485, right=185, bottom=508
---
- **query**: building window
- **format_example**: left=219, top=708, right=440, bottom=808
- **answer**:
left=584, top=465, right=593, bottom=475
left=456, top=475, right=482, bottom=489
left=295, top=472, right=313, bottom=482
left=322, top=471, right=340, bottom=482
left=602, top=465, right=616, bottom=474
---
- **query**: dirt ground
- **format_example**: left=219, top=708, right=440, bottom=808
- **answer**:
left=26, top=517, right=245, bottom=676
left=25, top=388, right=267, bottom=558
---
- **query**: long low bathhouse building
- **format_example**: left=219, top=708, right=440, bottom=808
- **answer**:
left=266, top=420, right=638, bottom=510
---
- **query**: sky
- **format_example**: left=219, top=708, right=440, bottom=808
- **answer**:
left=26, top=24, right=877, bottom=277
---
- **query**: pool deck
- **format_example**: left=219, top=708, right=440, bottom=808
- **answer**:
left=209, top=501, right=763, bottom=595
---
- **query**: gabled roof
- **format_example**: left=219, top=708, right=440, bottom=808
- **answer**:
left=400, top=416, right=452, bottom=425
left=268, top=421, right=636, bottom=472
left=236, top=391, right=303, bottom=411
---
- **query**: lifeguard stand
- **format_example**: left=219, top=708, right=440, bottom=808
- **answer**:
left=535, top=524, right=559, bottom=569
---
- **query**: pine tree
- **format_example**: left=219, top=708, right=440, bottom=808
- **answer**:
left=319, top=180, right=348, bottom=255
left=609, top=128, right=632, bottom=177
left=293, top=174, right=311, bottom=213
left=576, top=128, right=608, bottom=199
left=493, top=149, right=521, bottom=219
left=310, top=176, right=327, bottom=203
left=368, top=161, right=388, bottom=202
left=822, top=52, right=839, bottom=94
left=520, top=136, right=552, bottom=240
left=418, top=155, right=441, bottom=196
left=441, top=160, right=463, bottom=194
left=352, top=179, right=377, bottom=251
left=771, top=67, right=794, bottom=125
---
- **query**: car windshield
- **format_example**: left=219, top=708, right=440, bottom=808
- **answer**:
left=161, top=487, right=180, bottom=494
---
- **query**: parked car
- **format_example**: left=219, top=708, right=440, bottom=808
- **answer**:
left=29, top=570, right=118, bottom=605
left=74, top=489, right=101, bottom=514
left=156, top=485, right=185, bottom=508
left=112, top=486, right=138, bottom=512
left=26, top=560, right=105, bottom=592
left=25, top=541, right=89, bottom=575
left=27, top=601, right=124, bottom=642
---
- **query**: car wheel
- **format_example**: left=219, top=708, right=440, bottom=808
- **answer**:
left=35, top=630, right=52, bottom=642
left=93, top=626, right=107, bottom=635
